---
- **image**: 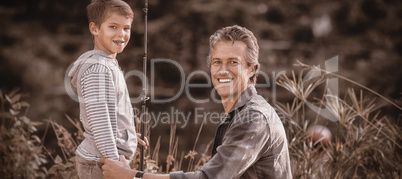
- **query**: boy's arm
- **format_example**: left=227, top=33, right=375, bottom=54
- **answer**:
left=81, top=64, right=119, bottom=161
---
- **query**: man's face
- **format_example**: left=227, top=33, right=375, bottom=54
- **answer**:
left=91, top=13, right=132, bottom=58
left=210, top=41, right=255, bottom=101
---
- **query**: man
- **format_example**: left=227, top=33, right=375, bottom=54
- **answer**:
left=100, top=25, right=292, bottom=179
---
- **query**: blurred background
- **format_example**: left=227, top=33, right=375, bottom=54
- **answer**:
left=1, top=0, right=401, bottom=173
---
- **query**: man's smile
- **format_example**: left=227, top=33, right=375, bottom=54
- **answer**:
left=218, top=78, right=234, bottom=83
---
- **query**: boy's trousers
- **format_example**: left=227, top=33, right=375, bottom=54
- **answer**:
left=75, top=155, right=103, bottom=179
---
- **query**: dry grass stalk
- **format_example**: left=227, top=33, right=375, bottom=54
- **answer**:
left=48, top=119, right=77, bottom=161
left=193, top=139, right=213, bottom=171
left=166, top=124, right=177, bottom=172
left=295, top=60, right=402, bottom=111
left=275, top=63, right=402, bottom=178
left=185, top=116, right=206, bottom=171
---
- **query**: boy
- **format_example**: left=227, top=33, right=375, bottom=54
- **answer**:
left=68, top=0, right=137, bottom=178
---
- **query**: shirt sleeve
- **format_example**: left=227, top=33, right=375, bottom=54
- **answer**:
left=170, top=110, right=270, bottom=179
left=81, top=64, right=119, bottom=161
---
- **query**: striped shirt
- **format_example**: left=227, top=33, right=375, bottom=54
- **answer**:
left=76, top=63, right=119, bottom=161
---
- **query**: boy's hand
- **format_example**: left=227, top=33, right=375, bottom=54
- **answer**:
left=136, top=133, right=149, bottom=154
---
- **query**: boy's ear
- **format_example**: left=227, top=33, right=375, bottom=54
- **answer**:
left=89, top=22, right=98, bottom=35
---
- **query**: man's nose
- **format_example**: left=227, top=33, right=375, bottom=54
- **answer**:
left=220, top=63, right=228, bottom=71
left=216, top=69, right=230, bottom=76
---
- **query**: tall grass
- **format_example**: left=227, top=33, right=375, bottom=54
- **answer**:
left=276, top=62, right=402, bottom=178
left=138, top=116, right=213, bottom=174
left=1, top=60, right=400, bottom=178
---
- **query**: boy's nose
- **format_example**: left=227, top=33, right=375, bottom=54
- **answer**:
left=118, top=30, right=123, bottom=37
left=117, top=29, right=126, bottom=37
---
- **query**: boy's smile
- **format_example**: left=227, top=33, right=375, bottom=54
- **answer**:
left=91, top=13, right=132, bottom=58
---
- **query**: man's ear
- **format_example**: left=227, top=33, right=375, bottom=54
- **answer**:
left=248, top=65, right=257, bottom=78
left=89, top=22, right=98, bottom=35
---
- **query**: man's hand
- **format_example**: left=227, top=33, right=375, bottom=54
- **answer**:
left=100, top=155, right=131, bottom=179
left=100, top=134, right=149, bottom=178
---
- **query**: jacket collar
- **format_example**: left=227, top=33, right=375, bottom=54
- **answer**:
left=226, top=86, right=257, bottom=119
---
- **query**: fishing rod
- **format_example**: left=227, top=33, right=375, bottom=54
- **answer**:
left=140, top=0, right=149, bottom=172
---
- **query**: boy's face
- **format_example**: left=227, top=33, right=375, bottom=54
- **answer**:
left=90, top=13, right=132, bottom=58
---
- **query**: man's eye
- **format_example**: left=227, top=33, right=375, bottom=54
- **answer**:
left=229, top=61, right=239, bottom=65
left=110, top=26, right=116, bottom=29
left=212, top=61, right=221, bottom=65
left=124, top=28, right=131, bottom=31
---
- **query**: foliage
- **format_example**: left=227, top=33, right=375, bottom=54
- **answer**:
left=47, top=156, right=77, bottom=179
left=0, top=88, right=47, bottom=178
left=45, top=115, right=83, bottom=179
left=275, top=63, right=402, bottom=178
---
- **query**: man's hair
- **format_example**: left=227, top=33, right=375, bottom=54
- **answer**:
left=207, top=25, right=260, bottom=85
left=87, top=0, right=134, bottom=28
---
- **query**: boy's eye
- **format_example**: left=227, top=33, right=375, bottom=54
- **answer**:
left=110, top=26, right=117, bottom=29
left=124, top=27, right=131, bottom=31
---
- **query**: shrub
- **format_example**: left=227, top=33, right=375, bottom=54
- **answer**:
left=0, top=88, right=47, bottom=178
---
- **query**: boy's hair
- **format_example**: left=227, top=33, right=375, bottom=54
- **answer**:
left=87, top=0, right=134, bottom=27
left=207, top=25, right=260, bottom=85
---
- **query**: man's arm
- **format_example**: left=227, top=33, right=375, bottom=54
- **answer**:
left=82, top=64, right=119, bottom=160
left=100, top=156, right=169, bottom=179
left=188, top=110, right=270, bottom=178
